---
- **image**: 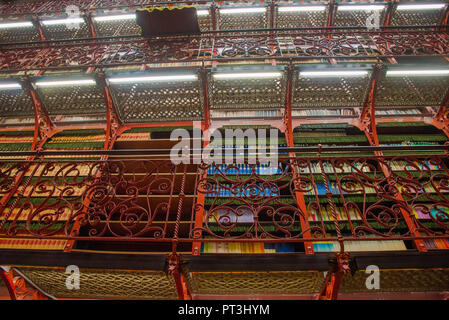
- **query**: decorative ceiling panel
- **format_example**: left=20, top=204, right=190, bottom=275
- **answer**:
left=37, top=82, right=106, bottom=115
left=94, top=19, right=141, bottom=37
left=333, top=8, right=387, bottom=26
left=109, top=78, right=203, bottom=123
left=41, top=19, right=91, bottom=40
left=390, top=7, right=445, bottom=26
left=275, top=7, right=328, bottom=28
left=376, top=75, right=449, bottom=107
left=0, top=24, right=40, bottom=43
left=209, top=69, right=287, bottom=110
left=0, top=86, right=34, bottom=117
left=218, top=7, right=269, bottom=31
left=292, top=70, right=371, bottom=108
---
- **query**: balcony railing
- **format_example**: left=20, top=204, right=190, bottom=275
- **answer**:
left=1, top=25, right=448, bottom=71
left=0, top=145, right=448, bottom=254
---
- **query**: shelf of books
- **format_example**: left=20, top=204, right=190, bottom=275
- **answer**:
left=0, top=130, right=35, bottom=249
left=377, top=122, right=449, bottom=251
left=74, top=126, right=197, bottom=254
left=292, top=123, right=414, bottom=253
left=194, top=125, right=303, bottom=254
left=0, top=128, right=106, bottom=251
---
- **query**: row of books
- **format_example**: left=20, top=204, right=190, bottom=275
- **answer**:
left=309, top=205, right=359, bottom=222
left=303, top=182, right=376, bottom=196
left=1, top=207, right=72, bottom=221
left=210, top=110, right=282, bottom=119
left=292, top=109, right=355, bottom=117
left=49, top=135, right=106, bottom=142
left=116, top=132, right=151, bottom=141
left=0, top=117, right=34, bottom=125
left=22, top=164, right=97, bottom=176
left=0, top=238, right=67, bottom=250
left=205, top=183, right=280, bottom=198
left=312, top=239, right=407, bottom=252
left=201, top=241, right=296, bottom=253
left=0, top=136, right=34, bottom=143
left=206, top=162, right=284, bottom=175
left=298, top=161, right=371, bottom=174
left=375, top=109, right=423, bottom=115
left=413, top=206, right=449, bottom=220
left=208, top=209, right=254, bottom=223
left=388, top=160, right=441, bottom=171
left=423, top=238, right=449, bottom=250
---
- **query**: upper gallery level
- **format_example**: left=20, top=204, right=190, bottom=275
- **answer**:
left=0, top=0, right=448, bottom=43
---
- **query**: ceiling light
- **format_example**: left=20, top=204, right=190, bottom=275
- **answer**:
left=220, top=7, right=266, bottom=14
left=35, top=79, right=96, bottom=87
left=299, top=70, right=369, bottom=77
left=338, top=5, right=385, bottom=11
left=278, top=6, right=326, bottom=12
left=386, top=70, right=449, bottom=77
left=0, top=83, right=22, bottom=90
left=108, top=75, right=198, bottom=83
left=41, top=17, right=84, bottom=26
left=197, top=10, right=209, bottom=16
left=0, top=21, right=33, bottom=29
left=213, top=72, right=282, bottom=79
left=93, top=14, right=136, bottom=22
left=397, top=4, right=446, bottom=10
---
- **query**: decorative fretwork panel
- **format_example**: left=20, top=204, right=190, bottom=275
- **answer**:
left=0, top=87, right=35, bottom=117
left=217, top=7, right=269, bottom=31
left=0, top=25, right=40, bottom=44
left=275, top=7, right=328, bottom=28
left=37, top=83, right=105, bottom=115
left=292, top=71, right=370, bottom=108
left=376, top=76, right=449, bottom=107
left=209, top=71, right=287, bottom=110
left=340, top=269, right=449, bottom=293
left=41, top=21, right=91, bottom=40
left=0, top=159, right=178, bottom=239
left=16, top=267, right=178, bottom=299
left=94, top=19, right=141, bottom=37
left=390, top=8, right=446, bottom=26
left=333, top=9, right=387, bottom=26
left=109, top=79, right=203, bottom=122
left=184, top=269, right=325, bottom=295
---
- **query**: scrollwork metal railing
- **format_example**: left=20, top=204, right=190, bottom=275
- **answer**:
left=0, top=146, right=448, bottom=253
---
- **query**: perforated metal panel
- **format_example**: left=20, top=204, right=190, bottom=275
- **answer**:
left=37, top=82, right=106, bottom=115
left=16, top=266, right=178, bottom=299
left=275, top=7, right=328, bottom=28
left=376, top=75, right=449, bottom=107
left=94, top=19, right=141, bottom=37
left=218, top=7, right=269, bottom=30
left=340, top=269, right=449, bottom=293
left=209, top=70, right=287, bottom=110
left=110, top=79, right=203, bottom=122
left=0, top=25, right=40, bottom=43
left=0, top=87, right=35, bottom=117
left=390, top=7, right=446, bottom=26
left=333, top=8, right=387, bottom=26
left=184, top=270, right=325, bottom=295
left=41, top=20, right=91, bottom=40
left=292, top=70, right=371, bottom=108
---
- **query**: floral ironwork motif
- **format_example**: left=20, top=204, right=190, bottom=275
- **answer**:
left=0, top=29, right=448, bottom=71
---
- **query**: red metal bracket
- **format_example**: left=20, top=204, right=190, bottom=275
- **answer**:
left=318, top=251, right=350, bottom=300
left=22, top=76, right=57, bottom=150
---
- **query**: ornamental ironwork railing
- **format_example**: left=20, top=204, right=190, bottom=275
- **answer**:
left=0, top=145, right=448, bottom=252
left=0, top=26, right=448, bottom=72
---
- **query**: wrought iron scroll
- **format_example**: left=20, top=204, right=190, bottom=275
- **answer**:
left=0, top=28, right=448, bottom=71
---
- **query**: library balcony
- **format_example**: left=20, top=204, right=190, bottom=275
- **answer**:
left=0, top=0, right=448, bottom=301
